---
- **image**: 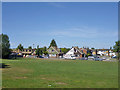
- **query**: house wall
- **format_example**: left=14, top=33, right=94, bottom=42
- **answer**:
left=47, top=47, right=63, bottom=58
left=83, top=49, right=87, bottom=54
left=64, top=47, right=84, bottom=58
left=48, top=47, right=58, bottom=54
left=12, top=49, right=36, bottom=56
left=49, top=54, right=57, bottom=58
left=109, top=52, right=116, bottom=56
left=64, top=48, right=75, bottom=57
left=97, top=50, right=109, bottom=56
left=92, top=51, right=96, bottom=55
left=80, top=54, right=83, bottom=58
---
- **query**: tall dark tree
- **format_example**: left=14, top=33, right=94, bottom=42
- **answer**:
left=113, top=41, right=120, bottom=52
left=113, top=41, right=120, bottom=60
left=17, top=44, right=23, bottom=51
left=0, top=34, right=11, bottom=59
left=49, top=39, right=57, bottom=48
left=28, top=46, right=32, bottom=49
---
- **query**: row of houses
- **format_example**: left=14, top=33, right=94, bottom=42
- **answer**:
left=12, top=46, right=117, bottom=58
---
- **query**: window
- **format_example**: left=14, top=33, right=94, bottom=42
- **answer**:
left=82, top=50, right=83, bottom=53
left=74, top=49, right=76, bottom=52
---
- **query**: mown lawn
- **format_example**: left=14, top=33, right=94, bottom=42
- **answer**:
left=2, top=58, right=118, bottom=88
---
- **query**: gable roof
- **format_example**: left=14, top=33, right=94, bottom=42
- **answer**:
left=47, top=46, right=63, bottom=54
left=51, top=46, right=59, bottom=54
left=65, top=46, right=83, bottom=56
left=73, top=46, right=83, bottom=54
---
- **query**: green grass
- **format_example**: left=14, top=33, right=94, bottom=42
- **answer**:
left=2, top=58, right=118, bottom=88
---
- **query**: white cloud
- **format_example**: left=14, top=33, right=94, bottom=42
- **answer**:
left=10, top=42, right=16, bottom=48
left=48, top=2, right=65, bottom=8
left=49, top=27, right=118, bottom=39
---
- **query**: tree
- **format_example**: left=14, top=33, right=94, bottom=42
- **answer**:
left=61, top=48, right=70, bottom=54
left=36, top=45, right=43, bottom=57
left=17, top=44, right=23, bottom=51
left=28, top=46, right=32, bottom=49
left=110, top=47, right=112, bottom=50
left=36, top=45, right=40, bottom=56
left=113, top=41, right=120, bottom=60
left=113, top=41, right=120, bottom=52
left=49, top=39, right=57, bottom=48
left=0, top=34, right=11, bottom=59
left=43, top=46, right=48, bottom=55
left=91, top=47, right=95, bottom=49
left=43, top=46, right=47, bottom=51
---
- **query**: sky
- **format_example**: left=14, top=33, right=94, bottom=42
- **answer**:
left=2, top=2, right=118, bottom=49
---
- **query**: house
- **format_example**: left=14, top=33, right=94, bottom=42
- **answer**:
left=47, top=46, right=64, bottom=58
left=96, top=49, right=110, bottom=56
left=64, top=46, right=87, bottom=59
left=91, top=49, right=110, bottom=56
left=91, top=49, right=117, bottom=57
left=12, top=49, right=36, bottom=56
left=109, top=50, right=117, bottom=57
left=22, top=49, right=36, bottom=55
left=92, top=50, right=96, bottom=55
left=91, top=49, right=98, bottom=56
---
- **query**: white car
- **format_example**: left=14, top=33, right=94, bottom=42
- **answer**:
left=88, top=56, right=95, bottom=60
left=64, top=56, right=76, bottom=60
left=102, top=56, right=107, bottom=60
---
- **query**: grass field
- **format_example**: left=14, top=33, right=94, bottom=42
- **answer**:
left=2, top=58, right=118, bottom=88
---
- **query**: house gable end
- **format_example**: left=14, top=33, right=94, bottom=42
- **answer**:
left=47, top=46, right=59, bottom=54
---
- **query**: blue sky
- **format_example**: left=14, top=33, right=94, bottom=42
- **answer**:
left=2, top=2, right=118, bottom=49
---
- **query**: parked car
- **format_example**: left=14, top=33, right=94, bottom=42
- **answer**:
left=102, top=56, right=107, bottom=60
left=79, top=57, right=88, bottom=60
left=64, top=56, right=76, bottom=60
left=44, top=56, right=49, bottom=58
left=94, top=58, right=103, bottom=61
left=38, top=56, right=44, bottom=58
left=112, top=56, right=117, bottom=58
left=88, top=56, right=94, bottom=60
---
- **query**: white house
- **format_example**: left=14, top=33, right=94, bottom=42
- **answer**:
left=97, top=49, right=110, bottom=56
left=97, top=51, right=104, bottom=56
left=64, top=46, right=87, bottom=59
left=109, top=50, right=116, bottom=57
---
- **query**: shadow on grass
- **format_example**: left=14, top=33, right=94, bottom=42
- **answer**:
left=0, top=63, right=10, bottom=68
left=7, top=57, right=23, bottom=60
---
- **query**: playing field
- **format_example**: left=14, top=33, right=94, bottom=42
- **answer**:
left=2, top=58, right=118, bottom=88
